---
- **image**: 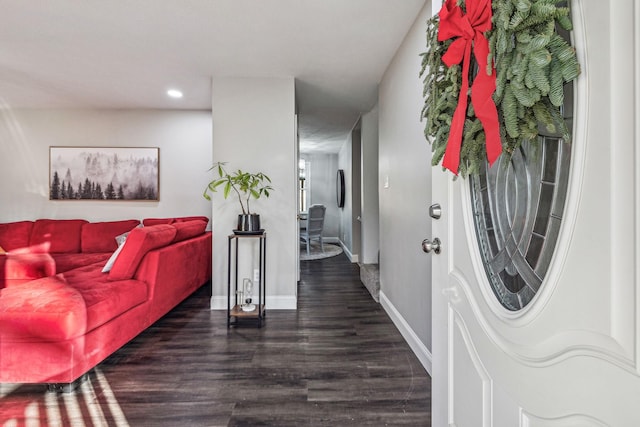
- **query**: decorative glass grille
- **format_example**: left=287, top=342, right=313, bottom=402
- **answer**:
left=470, top=84, right=574, bottom=311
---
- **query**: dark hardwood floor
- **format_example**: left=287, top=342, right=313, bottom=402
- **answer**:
left=0, top=253, right=432, bottom=426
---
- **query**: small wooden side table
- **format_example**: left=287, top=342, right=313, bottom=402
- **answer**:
left=227, top=231, right=266, bottom=327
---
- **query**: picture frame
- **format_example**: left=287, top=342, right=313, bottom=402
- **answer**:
left=49, top=146, right=159, bottom=201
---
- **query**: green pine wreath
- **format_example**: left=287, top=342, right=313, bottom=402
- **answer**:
left=420, top=0, right=581, bottom=176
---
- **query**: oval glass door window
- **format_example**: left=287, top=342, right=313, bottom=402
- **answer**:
left=470, top=87, right=574, bottom=311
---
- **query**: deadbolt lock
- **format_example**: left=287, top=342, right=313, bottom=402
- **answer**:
left=429, top=203, right=442, bottom=220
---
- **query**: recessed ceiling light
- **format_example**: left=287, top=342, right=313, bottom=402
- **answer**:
left=167, top=89, right=183, bottom=99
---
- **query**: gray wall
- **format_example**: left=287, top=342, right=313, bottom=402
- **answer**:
left=0, top=109, right=212, bottom=223
left=338, top=134, right=354, bottom=260
left=378, top=2, right=433, bottom=355
left=351, top=126, right=362, bottom=261
left=210, top=77, right=297, bottom=310
left=361, top=106, right=380, bottom=265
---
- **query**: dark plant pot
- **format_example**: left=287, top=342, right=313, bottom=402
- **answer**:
left=237, top=214, right=261, bottom=232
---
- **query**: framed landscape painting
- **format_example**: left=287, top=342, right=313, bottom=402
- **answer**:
left=49, top=146, right=159, bottom=201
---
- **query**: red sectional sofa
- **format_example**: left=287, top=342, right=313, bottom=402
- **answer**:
left=0, top=217, right=212, bottom=385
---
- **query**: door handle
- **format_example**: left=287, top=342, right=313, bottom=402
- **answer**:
left=422, top=237, right=441, bottom=254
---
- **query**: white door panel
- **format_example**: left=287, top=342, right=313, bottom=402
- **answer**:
left=450, top=309, right=491, bottom=427
left=431, top=0, right=640, bottom=425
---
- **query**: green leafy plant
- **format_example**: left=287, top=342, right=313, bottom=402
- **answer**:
left=420, top=0, right=580, bottom=176
left=203, top=162, right=273, bottom=215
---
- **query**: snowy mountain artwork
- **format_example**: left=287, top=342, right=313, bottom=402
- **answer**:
left=49, top=147, right=159, bottom=201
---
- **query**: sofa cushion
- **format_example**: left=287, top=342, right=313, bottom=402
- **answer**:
left=0, top=275, right=87, bottom=341
left=172, top=220, right=207, bottom=243
left=0, top=221, right=34, bottom=251
left=30, top=219, right=88, bottom=254
left=142, top=218, right=174, bottom=226
left=52, top=253, right=112, bottom=274
left=0, top=269, right=149, bottom=341
left=174, top=216, right=209, bottom=225
left=61, top=262, right=149, bottom=333
left=0, top=255, right=4, bottom=288
left=108, top=224, right=177, bottom=280
left=81, top=220, right=140, bottom=253
left=143, top=216, right=209, bottom=227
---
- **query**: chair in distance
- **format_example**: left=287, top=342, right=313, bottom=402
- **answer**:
left=300, top=204, right=326, bottom=255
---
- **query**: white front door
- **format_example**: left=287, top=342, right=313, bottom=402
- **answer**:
left=430, top=1, right=640, bottom=425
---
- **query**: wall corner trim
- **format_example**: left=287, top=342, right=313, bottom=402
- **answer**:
left=339, top=240, right=359, bottom=263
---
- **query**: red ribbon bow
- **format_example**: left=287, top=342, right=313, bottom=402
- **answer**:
left=438, top=0, right=501, bottom=174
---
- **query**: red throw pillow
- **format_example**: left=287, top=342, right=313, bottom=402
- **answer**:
left=4, top=252, right=56, bottom=286
left=81, top=220, right=140, bottom=253
left=30, top=219, right=88, bottom=253
left=8, top=242, right=51, bottom=254
left=108, top=224, right=177, bottom=280
left=172, top=220, right=207, bottom=243
left=0, top=221, right=34, bottom=251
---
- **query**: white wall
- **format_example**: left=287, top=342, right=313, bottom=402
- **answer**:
left=378, top=2, right=433, bottom=355
left=300, top=152, right=340, bottom=239
left=361, top=106, right=379, bottom=265
left=210, top=77, right=297, bottom=310
left=0, top=108, right=212, bottom=223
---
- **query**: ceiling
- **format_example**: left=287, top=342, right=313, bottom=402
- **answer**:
left=0, top=0, right=426, bottom=153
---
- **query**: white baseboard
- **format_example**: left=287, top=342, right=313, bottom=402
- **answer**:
left=380, top=291, right=433, bottom=376
left=320, top=237, right=359, bottom=263
left=339, top=240, right=359, bottom=263
left=265, top=296, right=297, bottom=309
left=210, top=295, right=297, bottom=310
left=210, top=296, right=226, bottom=310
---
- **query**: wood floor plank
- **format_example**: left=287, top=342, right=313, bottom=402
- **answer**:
left=0, top=253, right=431, bottom=426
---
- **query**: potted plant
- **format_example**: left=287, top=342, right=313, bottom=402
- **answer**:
left=203, top=162, right=273, bottom=233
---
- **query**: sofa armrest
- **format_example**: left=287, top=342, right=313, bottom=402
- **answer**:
left=134, top=232, right=212, bottom=322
